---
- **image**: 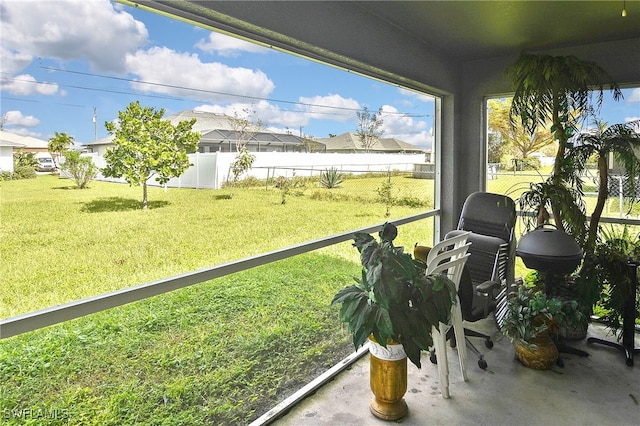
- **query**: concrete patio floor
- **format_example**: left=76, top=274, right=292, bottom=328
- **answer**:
left=275, top=319, right=639, bottom=425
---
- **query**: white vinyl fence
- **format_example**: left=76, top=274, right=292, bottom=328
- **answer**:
left=80, top=152, right=429, bottom=190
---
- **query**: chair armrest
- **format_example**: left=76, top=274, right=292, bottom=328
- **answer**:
left=476, top=280, right=500, bottom=296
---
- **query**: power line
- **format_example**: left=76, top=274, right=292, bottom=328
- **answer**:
left=37, top=66, right=432, bottom=117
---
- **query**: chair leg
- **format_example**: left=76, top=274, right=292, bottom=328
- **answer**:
left=463, top=328, right=493, bottom=369
left=451, top=306, right=468, bottom=381
left=465, top=337, right=488, bottom=369
left=432, top=324, right=450, bottom=398
left=464, top=328, right=494, bottom=348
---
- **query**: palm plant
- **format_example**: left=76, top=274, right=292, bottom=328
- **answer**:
left=570, top=119, right=640, bottom=252
left=507, top=53, right=621, bottom=234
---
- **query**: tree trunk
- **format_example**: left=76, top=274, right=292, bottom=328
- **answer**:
left=550, top=106, right=566, bottom=231
left=586, top=156, right=608, bottom=253
left=142, top=181, right=148, bottom=210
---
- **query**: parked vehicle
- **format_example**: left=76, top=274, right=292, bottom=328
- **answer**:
left=36, top=157, right=56, bottom=172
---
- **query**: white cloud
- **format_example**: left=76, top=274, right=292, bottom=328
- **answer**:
left=627, top=88, right=640, bottom=103
left=1, top=0, right=148, bottom=74
left=195, top=32, right=269, bottom=57
left=126, top=47, right=275, bottom=103
left=195, top=100, right=309, bottom=129
left=379, top=105, right=427, bottom=135
left=392, top=130, right=434, bottom=150
left=0, top=47, right=33, bottom=77
left=195, top=93, right=360, bottom=131
left=1, top=74, right=59, bottom=96
left=297, top=94, right=360, bottom=122
left=2, top=127, right=43, bottom=138
left=2, top=110, right=40, bottom=127
left=195, top=96, right=432, bottom=145
left=377, top=105, right=432, bottom=148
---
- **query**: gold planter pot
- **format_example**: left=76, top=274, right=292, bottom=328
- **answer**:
left=368, top=338, right=408, bottom=421
left=514, top=332, right=559, bottom=370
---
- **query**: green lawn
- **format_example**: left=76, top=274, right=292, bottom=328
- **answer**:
left=2, top=170, right=636, bottom=424
left=0, top=174, right=435, bottom=425
left=0, top=174, right=434, bottom=317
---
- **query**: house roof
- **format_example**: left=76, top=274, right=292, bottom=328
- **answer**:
left=165, top=110, right=235, bottom=133
left=318, top=132, right=423, bottom=153
left=83, top=110, right=314, bottom=150
left=0, top=130, right=47, bottom=149
left=201, top=128, right=304, bottom=144
left=84, top=110, right=263, bottom=146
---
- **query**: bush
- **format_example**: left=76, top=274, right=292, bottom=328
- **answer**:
left=13, top=150, right=38, bottom=169
left=233, top=176, right=263, bottom=188
left=396, top=195, right=429, bottom=208
left=62, top=151, right=97, bottom=189
left=223, top=175, right=265, bottom=189
left=13, top=165, right=36, bottom=180
left=0, top=171, right=14, bottom=181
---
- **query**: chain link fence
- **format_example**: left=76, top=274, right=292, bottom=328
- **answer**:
left=487, top=166, right=640, bottom=220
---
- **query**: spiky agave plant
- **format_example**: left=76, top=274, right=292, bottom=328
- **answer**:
left=319, top=167, right=344, bottom=189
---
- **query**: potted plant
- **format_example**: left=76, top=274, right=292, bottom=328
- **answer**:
left=332, top=222, right=456, bottom=420
left=501, top=285, right=583, bottom=370
left=521, top=271, right=590, bottom=340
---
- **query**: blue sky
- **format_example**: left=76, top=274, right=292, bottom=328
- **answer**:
left=1, top=0, right=638, bottom=150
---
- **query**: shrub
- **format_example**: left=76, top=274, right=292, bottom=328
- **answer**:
left=13, top=165, right=36, bottom=180
left=395, top=195, right=429, bottom=208
left=319, top=167, right=344, bottom=189
left=274, top=174, right=307, bottom=204
left=62, top=151, right=97, bottom=189
left=234, top=176, right=263, bottom=188
left=0, top=171, right=14, bottom=181
left=13, top=150, right=38, bottom=169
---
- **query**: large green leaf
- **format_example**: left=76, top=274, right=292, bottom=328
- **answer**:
left=352, top=303, right=376, bottom=348
left=331, top=284, right=363, bottom=305
left=372, top=307, right=394, bottom=340
left=402, top=339, right=422, bottom=369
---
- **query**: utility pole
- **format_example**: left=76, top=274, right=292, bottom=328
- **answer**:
left=93, top=107, right=97, bottom=141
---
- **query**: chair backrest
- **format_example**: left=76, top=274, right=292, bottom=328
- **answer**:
left=457, top=192, right=516, bottom=242
left=456, top=192, right=516, bottom=285
left=426, top=232, right=471, bottom=291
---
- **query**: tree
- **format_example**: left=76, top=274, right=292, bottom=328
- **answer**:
left=228, top=146, right=256, bottom=198
left=48, top=131, right=74, bottom=167
left=227, top=107, right=263, bottom=152
left=570, top=119, right=640, bottom=252
left=488, top=98, right=553, bottom=162
left=507, top=53, right=621, bottom=233
left=225, top=108, right=262, bottom=198
left=62, top=151, right=97, bottom=189
left=102, top=101, right=200, bottom=209
left=487, top=131, right=505, bottom=164
left=356, top=106, right=384, bottom=152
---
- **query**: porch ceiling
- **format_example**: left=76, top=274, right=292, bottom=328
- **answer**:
left=127, top=1, right=640, bottom=66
